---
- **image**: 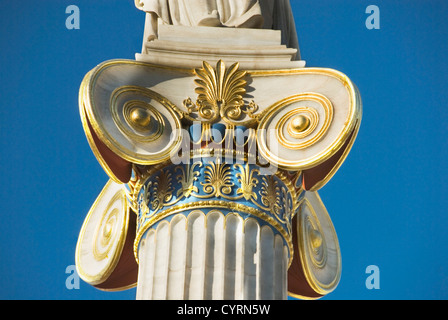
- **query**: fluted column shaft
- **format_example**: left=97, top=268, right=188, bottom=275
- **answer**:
left=136, top=211, right=288, bottom=300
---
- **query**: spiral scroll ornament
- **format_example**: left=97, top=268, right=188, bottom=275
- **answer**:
left=257, top=93, right=337, bottom=170
left=82, top=80, right=183, bottom=166
left=297, top=192, right=341, bottom=295
left=108, top=86, right=183, bottom=164
left=76, top=181, right=130, bottom=286
left=92, top=192, right=125, bottom=261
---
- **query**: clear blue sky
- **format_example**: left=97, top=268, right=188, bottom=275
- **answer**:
left=1, top=0, right=447, bottom=300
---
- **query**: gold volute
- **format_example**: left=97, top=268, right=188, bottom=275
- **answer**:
left=289, top=115, right=311, bottom=134
left=310, top=229, right=323, bottom=250
left=129, top=107, right=152, bottom=131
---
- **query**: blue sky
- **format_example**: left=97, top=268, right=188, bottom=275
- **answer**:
left=0, top=0, right=447, bottom=300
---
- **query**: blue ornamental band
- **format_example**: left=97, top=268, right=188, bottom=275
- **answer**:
left=132, top=153, right=305, bottom=264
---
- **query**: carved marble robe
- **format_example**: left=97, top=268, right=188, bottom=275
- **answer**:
left=135, top=0, right=298, bottom=52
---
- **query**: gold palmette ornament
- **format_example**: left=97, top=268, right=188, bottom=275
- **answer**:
left=75, top=2, right=362, bottom=299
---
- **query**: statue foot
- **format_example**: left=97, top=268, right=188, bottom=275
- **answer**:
left=197, top=10, right=222, bottom=27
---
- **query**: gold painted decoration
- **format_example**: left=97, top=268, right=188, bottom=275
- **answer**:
left=176, top=161, right=203, bottom=198
left=81, top=65, right=183, bottom=166
left=79, top=60, right=361, bottom=184
left=76, top=180, right=130, bottom=287
left=183, top=60, right=259, bottom=126
left=256, top=69, right=361, bottom=171
left=302, top=119, right=361, bottom=191
left=200, top=159, right=235, bottom=199
left=108, top=85, right=182, bottom=165
left=92, top=193, right=121, bottom=261
left=296, top=191, right=341, bottom=296
left=149, top=168, right=174, bottom=212
left=79, top=73, right=133, bottom=184
left=257, top=93, right=334, bottom=170
left=235, top=163, right=259, bottom=201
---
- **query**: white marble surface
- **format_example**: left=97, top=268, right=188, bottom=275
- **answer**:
left=296, top=191, right=342, bottom=295
left=75, top=180, right=129, bottom=286
left=84, top=60, right=358, bottom=171
left=136, top=25, right=305, bottom=70
left=136, top=212, right=288, bottom=300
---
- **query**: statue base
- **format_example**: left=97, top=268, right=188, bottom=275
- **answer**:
left=136, top=25, right=306, bottom=70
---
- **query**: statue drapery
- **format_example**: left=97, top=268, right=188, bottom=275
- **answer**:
left=135, top=0, right=298, bottom=51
